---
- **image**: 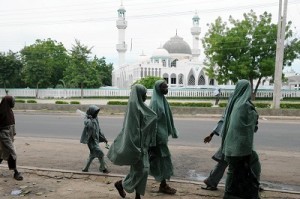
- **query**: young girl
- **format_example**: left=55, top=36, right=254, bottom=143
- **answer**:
left=80, top=105, right=109, bottom=173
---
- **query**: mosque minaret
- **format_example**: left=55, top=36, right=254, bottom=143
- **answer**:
left=191, top=12, right=201, bottom=60
left=116, top=1, right=127, bottom=66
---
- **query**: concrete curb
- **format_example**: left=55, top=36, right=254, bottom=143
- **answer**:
left=2, top=165, right=300, bottom=195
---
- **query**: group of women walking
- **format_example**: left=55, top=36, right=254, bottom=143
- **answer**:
left=0, top=79, right=261, bottom=199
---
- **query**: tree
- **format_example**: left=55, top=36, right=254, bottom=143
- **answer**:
left=0, top=51, right=24, bottom=89
left=92, top=56, right=113, bottom=86
left=133, top=76, right=163, bottom=89
left=20, top=38, right=69, bottom=97
left=64, top=40, right=100, bottom=98
left=202, top=10, right=300, bottom=99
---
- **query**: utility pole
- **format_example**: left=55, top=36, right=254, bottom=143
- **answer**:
left=273, top=0, right=288, bottom=109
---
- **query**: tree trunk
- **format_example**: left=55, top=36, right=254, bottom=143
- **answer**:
left=252, top=76, right=263, bottom=101
left=81, top=82, right=83, bottom=99
left=36, top=84, right=39, bottom=98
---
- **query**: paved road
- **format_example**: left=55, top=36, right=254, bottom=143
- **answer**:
left=15, top=113, right=300, bottom=152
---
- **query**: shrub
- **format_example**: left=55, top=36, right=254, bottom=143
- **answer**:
left=107, top=101, right=128, bottom=105
left=218, top=102, right=227, bottom=107
left=27, top=100, right=37, bottom=103
left=280, top=103, right=300, bottom=109
left=15, top=99, right=26, bottom=103
left=70, top=101, right=80, bottom=104
left=55, top=101, right=69, bottom=104
left=169, top=102, right=213, bottom=107
left=254, top=102, right=270, bottom=108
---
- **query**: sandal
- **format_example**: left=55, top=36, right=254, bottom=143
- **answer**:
left=102, top=169, right=110, bottom=174
left=114, top=180, right=126, bottom=198
left=201, top=185, right=218, bottom=191
left=159, top=184, right=177, bottom=195
left=14, top=172, right=23, bottom=181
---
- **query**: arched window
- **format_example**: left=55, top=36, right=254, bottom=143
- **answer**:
left=198, top=75, right=205, bottom=85
left=171, top=73, right=176, bottom=84
left=171, top=59, right=178, bottom=67
left=140, top=68, right=143, bottom=78
left=188, top=75, right=195, bottom=85
left=163, top=73, right=169, bottom=84
left=178, top=74, right=184, bottom=85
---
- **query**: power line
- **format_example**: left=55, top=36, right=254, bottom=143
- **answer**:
left=0, top=1, right=300, bottom=26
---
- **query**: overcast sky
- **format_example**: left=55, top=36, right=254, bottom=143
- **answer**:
left=1, top=0, right=300, bottom=73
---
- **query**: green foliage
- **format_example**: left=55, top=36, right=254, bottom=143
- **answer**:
left=218, top=102, right=227, bottom=107
left=133, top=76, right=163, bottom=89
left=202, top=10, right=300, bottom=95
left=55, top=100, right=69, bottom=104
left=93, top=56, right=113, bottom=86
left=64, top=40, right=100, bottom=89
left=26, top=100, right=37, bottom=103
left=169, top=102, right=213, bottom=107
left=70, top=101, right=80, bottom=104
left=0, top=51, right=24, bottom=88
left=20, top=38, right=69, bottom=88
left=253, top=102, right=270, bottom=108
left=15, top=99, right=26, bottom=103
left=107, top=101, right=128, bottom=105
left=280, top=103, right=300, bottom=109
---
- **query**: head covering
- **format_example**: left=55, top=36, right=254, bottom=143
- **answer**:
left=86, top=105, right=100, bottom=118
left=107, top=84, right=157, bottom=165
left=149, top=80, right=178, bottom=144
left=0, top=95, right=15, bottom=128
left=80, top=105, right=101, bottom=144
left=221, top=79, right=258, bottom=157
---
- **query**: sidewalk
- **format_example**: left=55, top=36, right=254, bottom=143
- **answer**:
left=1, top=137, right=300, bottom=198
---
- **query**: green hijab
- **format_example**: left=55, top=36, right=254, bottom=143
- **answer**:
left=107, top=84, right=157, bottom=165
left=80, top=105, right=101, bottom=144
left=149, top=80, right=178, bottom=145
left=221, top=79, right=258, bottom=157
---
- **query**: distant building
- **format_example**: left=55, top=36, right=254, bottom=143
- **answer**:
left=284, top=68, right=300, bottom=90
left=112, top=2, right=274, bottom=89
left=112, top=3, right=217, bottom=89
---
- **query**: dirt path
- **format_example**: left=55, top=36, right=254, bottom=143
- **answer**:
left=0, top=137, right=300, bottom=198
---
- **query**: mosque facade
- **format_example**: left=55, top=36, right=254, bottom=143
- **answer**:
left=112, top=3, right=272, bottom=89
left=112, top=3, right=217, bottom=89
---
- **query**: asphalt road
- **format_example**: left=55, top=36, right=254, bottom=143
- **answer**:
left=15, top=113, right=300, bottom=152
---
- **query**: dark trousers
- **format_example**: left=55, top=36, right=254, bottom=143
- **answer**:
left=224, top=156, right=259, bottom=199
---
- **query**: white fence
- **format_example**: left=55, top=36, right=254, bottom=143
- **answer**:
left=1, top=88, right=300, bottom=99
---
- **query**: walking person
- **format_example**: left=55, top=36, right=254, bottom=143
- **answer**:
left=108, top=84, right=157, bottom=199
left=203, top=93, right=263, bottom=193
left=80, top=105, right=109, bottom=174
left=213, top=87, right=221, bottom=106
left=220, top=79, right=261, bottom=199
left=0, top=95, right=23, bottom=181
left=202, top=116, right=227, bottom=191
left=149, top=80, right=179, bottom=195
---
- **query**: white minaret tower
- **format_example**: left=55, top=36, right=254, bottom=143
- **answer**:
left=116, top=1, right=127, bottom=66
left=191, top=12, right=201, bottom=60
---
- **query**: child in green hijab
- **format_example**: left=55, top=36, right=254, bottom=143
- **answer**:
left=149, top=80, right=178, bottom=195
left=80, top=105, right=109, bottom=174
left=108, top=84, right=157, bottom=199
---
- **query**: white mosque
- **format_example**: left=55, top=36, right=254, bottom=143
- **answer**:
left=112, top=3, right=216, bottom=89
left=112, top=3, right=276, bottom=89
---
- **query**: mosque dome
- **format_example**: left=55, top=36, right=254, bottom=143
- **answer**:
left=151, top=47, right=170, bottom=58
left=163, top=35, right=192, bottom=55
left=138, top=52, right=150, bottom=63
left=118, top=5, right=126, bottom=12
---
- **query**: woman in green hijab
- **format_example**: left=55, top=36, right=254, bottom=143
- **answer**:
left=221, top=79, right=261, bottom=199
left=107, top=84, right=157, bottom=199
left=149, top=80, right=178, bottom=195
